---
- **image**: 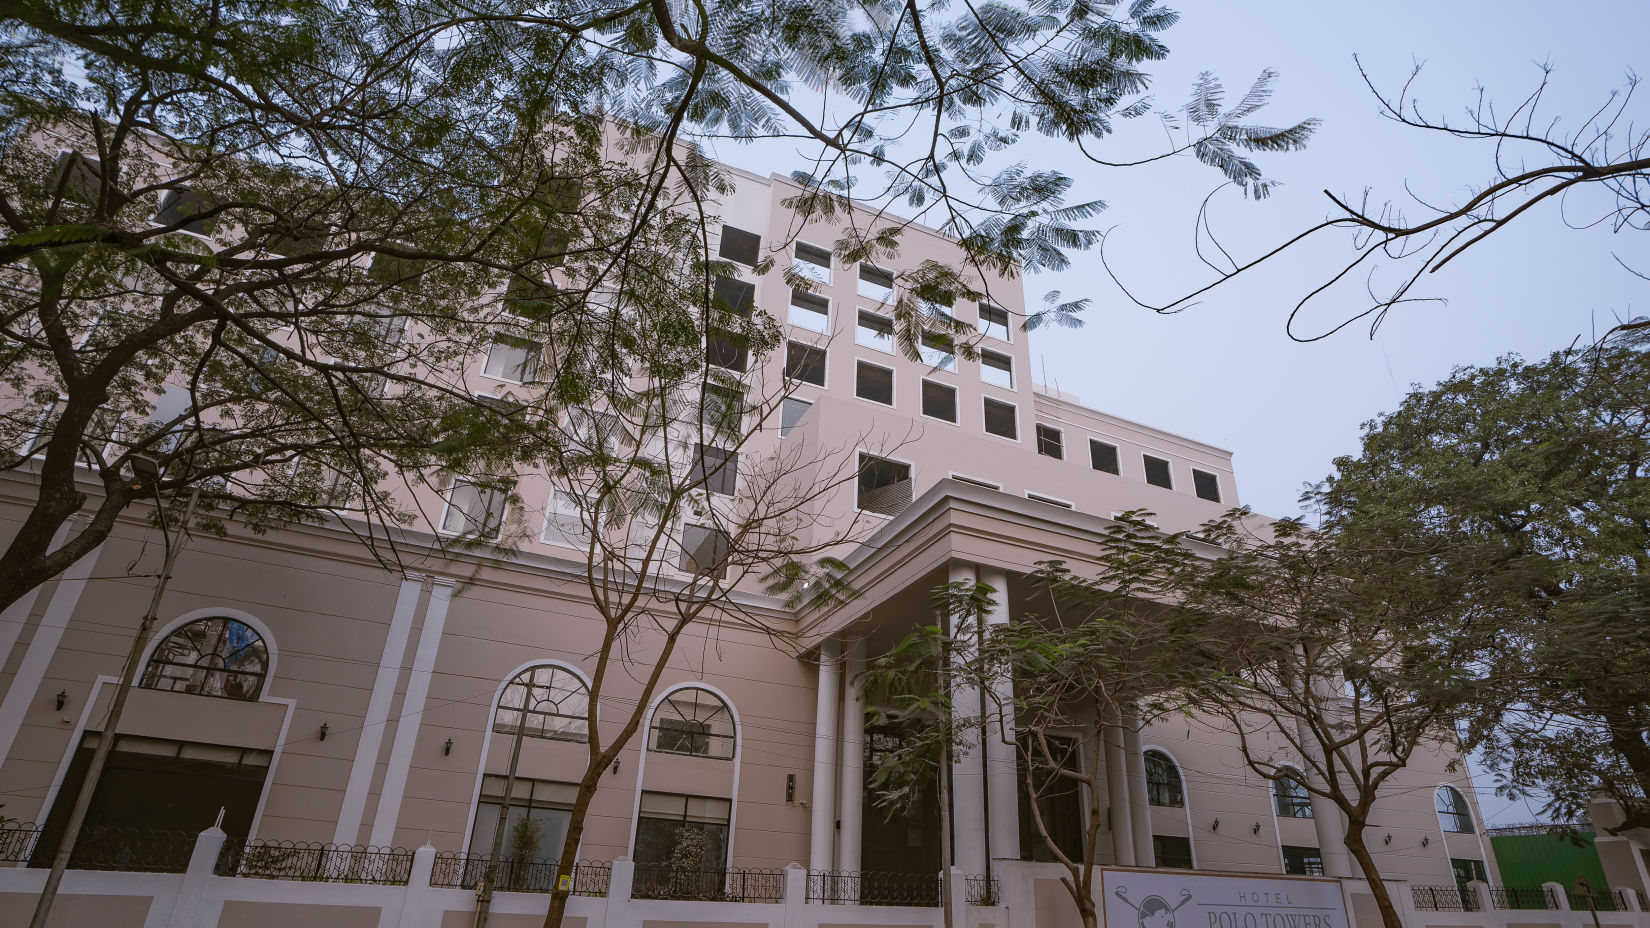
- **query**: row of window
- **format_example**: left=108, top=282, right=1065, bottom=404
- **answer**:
left=1036, top=425, right=1224, bottom=503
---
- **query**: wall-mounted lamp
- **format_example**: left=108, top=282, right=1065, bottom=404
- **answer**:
left=55, top=690, right=67, bottom=711
left=1211, top=818, right=1221, bottom=832
left=1421, top=836, right=1430, bottom=848
left=1384, top=834, right=1393, bottom=846
left=318, top=722, right=329, bottom=741
left=611, top=759, right=621, bottom=775
left=1252, top=822, right=1261, bottom=835
left=786, top=774, right=796, bottom=803
left=443, top=738, right=453, bottom=756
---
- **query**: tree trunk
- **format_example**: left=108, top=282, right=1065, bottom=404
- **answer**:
left=541, top=763, right=604, bottom=928
left=1341, top=822, right=1402, bottom=928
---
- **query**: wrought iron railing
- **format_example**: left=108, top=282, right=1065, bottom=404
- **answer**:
left=965, top=874, right=1001, bottom=906
left=1565, top=888, right=1636, bottom=912
left=215, top=839, right=413, bottom=885
left=807, top=870, right=943, bottom=907
left=28, top=826, right=197, bottom=873
left=630, top=865, right=784, bottom=902
left=1488, top=885, right=1556, bottom=910
left=0, top=823, right=41, bottom=864
left=428, top=853, right=609, bottom=896
left=1411, top=884, right=1478, bottom=912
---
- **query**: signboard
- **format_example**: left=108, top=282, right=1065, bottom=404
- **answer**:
left=1102, top=868, right=1348, bottom=928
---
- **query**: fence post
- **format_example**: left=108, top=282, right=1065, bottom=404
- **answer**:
left=947, top=867, right=967, bottom=921
left=1469, top=880, right=1506, bottom=928
left=169, top=827, right=225, bottom=928
left=603, top=856, right=634, bottom=928
left=392, top=845, right=437, bottom=928
left=1547, top=882, right=1572, bottom=911
left=783, top=864, right=806, bottom=928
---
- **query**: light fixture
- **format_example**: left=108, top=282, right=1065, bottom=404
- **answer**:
left=1421, top=836, right=1430, bottom=847
left=786, top=774, right=796, bottom=803
left=55, top=690, right=67, bottom=711
left=319, top=722, right=329, bottom=741
left=611, top=759, right=621, bottom=775
left=1384, top=834, right=1392, bottom=846
left=1211, top=818, right=1220, bottom=832
left=443, top=738, right=453, bottom=756
left=1252, top=822, right=1261, bottom=835
left=131, top=455, right=162, bottom=483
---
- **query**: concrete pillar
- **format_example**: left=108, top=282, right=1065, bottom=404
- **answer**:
left=171, top=826, right=226, bottom=927
left=391, top=844, right=437, bottom=928
left=1123, top=706, right=1154, bottom=867
left=783, top=863, right=807, bottom=928
left=977, top=567, right=1019, bottom=868
left=837, top=640, right=866, bottom=876
left=1102, top=708, right=1134, bottom=867
left=809, top=640, right=841, bottom=873
left=606, top=857, right=636, bottom=927
left=335, top=574, right=424, bottom=846
left=947, top=562, right=987, bottom=876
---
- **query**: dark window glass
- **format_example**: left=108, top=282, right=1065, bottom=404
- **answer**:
left=1450, top=858, right=1488, bottom=885
left=858, top=453, right=912, bottom=516
left=921, top=380, right=957, bottom=422
left=1143, top=455, right=1173, bottom=489
left=1282, top=845, right=1324, bottom=876
left=1145, top=750, right=1184, bottom=807
left=706, top=329, right=747, bottom=372
left=980, top=349, right=1013, bottom=388
left=1027, top=493, right=1073, bottom=509
left=785, top=341, right=826, bottom=386
left=712, top=275, right=755, bottom=317
left=678, top=524, right=731, bottom=578
left=1017, top=734, right=1083, bottom=862
left=983, top=398, right=1017, bottom=439
left=701, top=383, right=744, bottom=436
left=1036, top=424, right=1063, bottom=459
left=693, top=444, right=738, bottom=495
left=718, top=225, right=761, bottom=266
left=1153, top=835, right=1194, bottom=870
left=1274, top=772, right=1313, bottom=818
left=795, top=241, right=832, bottom=267
left=466, top=776, right=575, bottom=887
left=1090, top=440, right=1120, bottom=474
left=859, top=263, right=895, bottom=289
left=633, top=792, right=731, bottom=880
left=856, top=361, right=894, bottom=406
left=1193, top=469, right=1221, bottom=502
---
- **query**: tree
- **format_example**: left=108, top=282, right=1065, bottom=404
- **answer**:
left=1313, top=331, right=1650, bottom=833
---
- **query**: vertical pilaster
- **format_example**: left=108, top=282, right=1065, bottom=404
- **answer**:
left=0, top=522, right=72, bottom=679
left=0, top=534, right=104, bottom=771
left=977, top=566, right=1019, bottom=866
left=334, top=574, right=424, bottom=846
left=947, top=562, right=987, bottom=876
left=1297, top=720, right=1353, bottom=877
left=808, top=640, right=841, bottom=873
left=369, top=576, right=452, bottom=847
left=1123, top=706, right=1154, bottom=867
left=836, top=639, right=866, bottom=876
left=1102, top=707, right=1134, bottom=867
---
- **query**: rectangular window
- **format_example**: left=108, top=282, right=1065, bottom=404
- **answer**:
left=678, top=524, right=731, bottom=578
left=1036, top=424, right=1063, bottom=459
left=1017, top=733, right=1082, bottom=863
left=978, top=303, right=1011, bottom=341
left=784, top=341, right=826, bottom=386
left=1026, top=493, right=1073, bottom=509
left=858, top=263, right=895, bottom=303
left=154, top=188, right=218, bottom=236
left=1143, top=455, right=1173, bottom=489
left=633, top=792, right=731, bottom=875
left=980, top=349, right=1013, bottom=389
left=789, top=289, right=830, bottom=333
left=441, top=479, right=508, bottom=538
left=701, top=383, right=744, bottom=436
left=919, top=331, right=956, bottom=371
left=569, top=408, right=623, bottom=453
left=718, top=225, right=761, bottom=266
left=983, top=398, right=1017, bottom=440
left=693, top=444, right=738, bottom=495
left=921, top=379, right=957, bottom=422
left=482, top=334, right=542, bottom=383
left=1089, top=439, right=1120, bottom=475
left=857, top=453, right=913, bottom=516
left=856, top=361, right=894, bottom=406
left=1450, top=858, right=1488, bottom=886
left=713, top=275, right=756, bottom=318
left=542, top=488, right=589, bottom=548
left=793, top=241, right=832, bottom=284
left=1153, top=835, right=1194, bottom=870
left=467, top=776, right=577, bottom=888
left=778, top=397, right=811, bottom=438
left=1192, top=469, right=1221, bottom=502
left=856, top=309, right=894, bottom=352
left=1282, top=846, right=1325, bottom=876
left=705, top=329, right=748, bottom=372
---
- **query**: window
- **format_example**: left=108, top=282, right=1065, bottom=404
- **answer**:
left=1153, top=835, right=1194, bottom=870
left=1089, top=439, right=1120, bottom=475
left=701, top=383, right=744, bottom=437
left=785, top=341, right=826, bottom=386
left=1026, top=493, right=1073, bottom=509
left=856, top=361, right=894, bottom=406
left=1018, top=733, right=1082, bottom=862
left=262, top=219, right=329, bottom=256
left=978, top=303, right=1011, bottom=341
left=542, top=487, right=589, bottom=548
left=467, top=776, right=577, bottom=883
left=1036, top=424, right=1063, bottom=459
left=705, top=329, right=748, bottom=372
left=1145, top=750, right=1184, bottom=807
left=368, top=248, right=428, bottom=287
left=779, top=398, right=811, bottom=438
left=1450, top=858, right=1488, bottom=885
left=980, top=349, right=1013, bottom=389
left=858, top=453, right=912, bottom=516
left=153, top=188, right=217, bottom=236
left=950, top=474, right=1000, bottom=490
left=1436, top=786, right=1474, bottom=834
left=718, top=225, right=760, bottom=266
left=921, top=379, right=957, bottom=422
left=793, top=241, right=832, bottom=283
left=679, top=524, right=731, bottom=578
left=441, top=479, right=508, bottom=538
left=983, top=398, right=1017, bottom=440
left=1282, top=845, right=1324, bottom=876
left=856, top=309, right=894, bottom=352
left=712, top=276, right=755, bottom=318
left=494, top=665, right=590, bottom=742
left=1192, top=469, right=1221, bottom=503
left=483, top=334, right=542, bottom=383
left=1273, top=771, right=1313, bottom=818
left=50, top=150, right=125, bottom=206
left=633, top=792, right=731, bottom=878
left=569, top=408, right=624, bottom=453
left=140, top=617, right=268, bottom=700
left=1143, top=455, right=1173, bottom=489
left=858, top=263, right=895, bottom=303
left=789, top=289, right=830, bottom=332
left=919, top=331, right=956, bottom=371
left=650, top=688, right=735, bottom=759
left=693, top=444, right=738, bottom=495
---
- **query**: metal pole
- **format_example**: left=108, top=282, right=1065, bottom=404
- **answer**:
left=473, top=701, right=526, bottom=928
left=29, top=484, right=199, bottom=928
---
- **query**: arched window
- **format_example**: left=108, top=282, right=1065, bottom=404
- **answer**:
left=649, top=687, right=734, bottom=759
left=140, top=617, right=268, bottom=700
left=1273, top=770, right=1313, bottom=818
left=1144, top=750, right=1184, bottom=807
left=495, top=665, right=590, bottom=742
left=1436, top=785, right=1474, bottom=833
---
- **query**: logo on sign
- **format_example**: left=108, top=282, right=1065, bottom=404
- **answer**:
left=1114, top=887, right=1195, bottom=928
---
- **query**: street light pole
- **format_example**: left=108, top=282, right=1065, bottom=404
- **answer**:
left=29, top=464, right=199, bottom=928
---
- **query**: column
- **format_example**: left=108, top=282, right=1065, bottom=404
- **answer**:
left=808, top=640, right=841, bottom=873
left=1296, top=720, right=1353, bottom=877
left=0, top=534, right=104, bottom=769
left=0, top=523, right=72, bottom=680
left=1102, top=707, right=1135, bottom=867
left=836, top=639, right=866, bottom=875
left=369, top=577, right=452, bottom=847
left=334, top=574, right=424, bottom=845
left=1123, top=706, right=1154, bottom=867
left=977, top=566, right=1019, bottom=866
left=947, top=562, right=987, bottom=876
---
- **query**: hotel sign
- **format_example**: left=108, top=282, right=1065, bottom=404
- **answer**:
left=1101, top=869, right=1348, bottom=928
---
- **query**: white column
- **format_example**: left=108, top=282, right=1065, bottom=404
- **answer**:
left=0, top=523, right=73, bottom=680
left=333, top=574, right=424, bottom=845
left=808, top=639, right=841, bottom=872
left=1297, top=720, right=1353, bottom=877
left=836, top=639, right=866, bottom=875
left=1123, top=706, right=1155, bottom=867
left=977, top=566, right=1019, bottom=867
left=947, top=562, right=987, bottom=876
left=0, top=536, right=104, bottom=770
left=1102, top=707, right=1135, bottom=866
left=369, top=577, right=452, bottom=847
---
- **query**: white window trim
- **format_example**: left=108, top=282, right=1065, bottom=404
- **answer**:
left=855, top=308, right=895, bottom=354
left=918, top=378, right=960, bottom=425
left=439, top=478, right=507, bottom=540
left=948, top=472, right=1000, bottom=490
left=979, top=348, right=1014, bottom=389
left=853, top=448, right=915, bottom=519
left=854, top=359, right=896, bottom=408
left=479, top=333, right=541, bottom=386
left=1026, top=491, right=1074, bottom=509
left=856, top=263, right=896, bottom=304
left=792, top=240, right=833, bottom=284
left=787, top=288, right=832, bottom=334
left=918, top=330, right=958, bottom=372
left=784, top=339, right=829, bottom=390
left=1036, top=423, right=1065, bottom=459
left=541, top=487, right=591, bottom=548
left=981, top=396, right=1020, bottom=443
left=777, top=396, right=812, bottom=439
left=977, top=302, right=1013, bottom=344
left=1143, top=453, right=1175, bottom=490
left=1087, top=436, right=1123, bottom=476
left=1191, top=467, right=1223, bottom=503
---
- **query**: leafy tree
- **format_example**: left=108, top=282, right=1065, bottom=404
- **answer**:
left=1314, top=331, right=1650, bottom=833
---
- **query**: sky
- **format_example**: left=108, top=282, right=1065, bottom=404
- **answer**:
left=706, top=0, right=1650, bottom=826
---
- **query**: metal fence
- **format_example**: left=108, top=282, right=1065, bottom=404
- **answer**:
left=0, top=823, right=40, bottom=864
left=965, top=874, right=1001, bottom=906
left=1411, top=884, right=1479, bottom=912
left=807, top=870, right=943, bottom=907
left=28, top=826, right=197, bottom=873
left=1489, top=885, right=1557, bottom=910
left=630, top=865, right=784, bottom=902
left=215, top=839, right=413, bottom=885
left=1567, top=889, right=1638, bottom=913
left=428, top=853, right=609, bottom=896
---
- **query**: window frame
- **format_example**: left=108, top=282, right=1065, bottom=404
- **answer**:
left=1281, top=845, right=1325, bottom=876
left=493, top=664, right=591, bottom=743
left=1089, top=438, right=1121, bottom=475
left=783, top=340, right=827, bottom=387
left=948, top=473, right=1001, bottom=490
left=788, top=288, right=831, bottom=333
left=678, top=523, right=732, bottom=579
left=857, top=263, right=895, bottom=303
left=1272, top=770, right=1314, bottom=819
left=855, top=308, right=895, bottom=353
left=778, top=397, right=812, bottom=439
left=439, top=478, right=509, bottom=539
left=856, top=451, right=914, bottom=518
left=1026, top=492, right=1074, bottom=509
left=1036, top=424, right=1064, bottom=459
left=1143, top=454, right=1174, bottom=490
left=1436, top=785, right=1475, bottom=834
left=978, top=303, right=1012, bottom=342
left=541, top=487, right=591, bottom=549
left=692, top=443, right=738, bottom=496
left=717, top=225, right=761, bottom=266
left=982, top=396, right=1019, bottom=441
left=1144, top=749, right=1185, bottom=808
left=481, top=332, right=544, bottom=385
left=1192, top=468, right=1222, bottom=503
left=855, top=359, right=896, bottom=407
left=647, top=687, right=736, bottom=760
left=793, top=241, right=833, bottom=284
left=139, top=617, right=269, bottom=701
left=920, top=378, right=958, bottom=423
